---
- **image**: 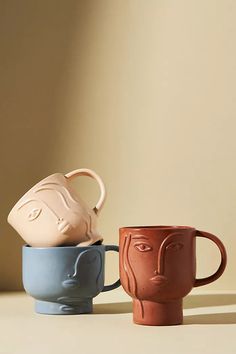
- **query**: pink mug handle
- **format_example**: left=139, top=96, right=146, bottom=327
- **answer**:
left=65, top=168, right=106, bottom=215
left=194, top=230, right=227, bottom=287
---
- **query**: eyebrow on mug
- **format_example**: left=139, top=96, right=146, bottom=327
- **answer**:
left=132, top=235, right=149, bottom=240
left=17, top=199, right=38, bottom=210
left=35, top=188, right=70, bottom=209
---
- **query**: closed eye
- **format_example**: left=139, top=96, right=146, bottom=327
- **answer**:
left=166, top=242, right=183, bottom=251
left=28, top=208, right=42, bottom=221
left=134, top=242, right=153, bottom=252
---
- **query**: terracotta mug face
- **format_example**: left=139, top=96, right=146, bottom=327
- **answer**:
left=119, top=226, right=227, bottom=326
left=8, top=168, right=106, bottom=247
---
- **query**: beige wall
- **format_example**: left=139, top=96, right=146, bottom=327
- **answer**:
left=1, top=0, right=236, bottom=290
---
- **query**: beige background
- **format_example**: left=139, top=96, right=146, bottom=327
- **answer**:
left=0, top=0, right=235, bottom=290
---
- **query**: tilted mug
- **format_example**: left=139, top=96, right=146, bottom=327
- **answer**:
left=119, top=225, right=227, bottom=326
left=8, top=168, right=106, bottom=247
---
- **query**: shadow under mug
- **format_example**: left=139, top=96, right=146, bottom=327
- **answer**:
left=119, top=226, right=227, bottom=326
left=23, top=244, right=120, bottom=315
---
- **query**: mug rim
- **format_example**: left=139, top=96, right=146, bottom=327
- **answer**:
left=119, top=225, right=196, bottom=231
left=23, top=244, right=106, bottom=250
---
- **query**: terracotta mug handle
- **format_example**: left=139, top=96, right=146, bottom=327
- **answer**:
left=194, top=230, right=227, bottom=287
left=65, top=168, right=106, bottom=215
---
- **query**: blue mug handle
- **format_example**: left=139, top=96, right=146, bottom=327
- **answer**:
left=102, top=245, right=121, bottom=292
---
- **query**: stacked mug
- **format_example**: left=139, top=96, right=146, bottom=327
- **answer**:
left=8, top=168, right=120, bottom=315
left=8, top=168, right=227, bottom=326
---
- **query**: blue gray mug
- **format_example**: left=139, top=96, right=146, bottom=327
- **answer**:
left=22, top=244, right=120, bottom=315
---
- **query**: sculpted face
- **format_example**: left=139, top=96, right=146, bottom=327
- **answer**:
left=24, top=249, right=103, bottom=304
left=14, top=179, right=95, bottom=246
left=120, top=226, right=226, bottom=325
left=60, top=249, right=104, bottom=300
left=8, top=169, right=106, bottom=247
left=121, top=229, right=195, bottom=302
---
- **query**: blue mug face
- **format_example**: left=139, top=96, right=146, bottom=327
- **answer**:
left=61, top=249, right=103, bottom=297
left=22, top=245, right=120, bottom=314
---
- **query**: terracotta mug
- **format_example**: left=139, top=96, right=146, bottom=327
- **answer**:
left=8, top=168, right=106, bottom=247
left=119, top=226, right=227, bottom=326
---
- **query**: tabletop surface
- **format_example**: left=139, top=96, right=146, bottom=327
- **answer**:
left=0, top=289, right=235, bottom=354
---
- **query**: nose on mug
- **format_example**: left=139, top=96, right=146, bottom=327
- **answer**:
left=119, top=226, right=227, bottom=326
left=7, top=168, right=106, bottom=247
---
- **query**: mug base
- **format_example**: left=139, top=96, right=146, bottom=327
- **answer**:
left=35, top=299, right=93, bottom=315
left=133, top=299, right=183, bottom=326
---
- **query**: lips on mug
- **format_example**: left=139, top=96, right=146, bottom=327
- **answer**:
left=7, top=168, right=106, bottom=247
left=119, top=225, right=227, bottom=326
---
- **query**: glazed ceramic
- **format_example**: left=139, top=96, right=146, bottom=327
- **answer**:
left=8, top=168, right=106, bottom=247
left=119, top=226, right=227, bottom=326
left=23, top=244, right=120, bottom=314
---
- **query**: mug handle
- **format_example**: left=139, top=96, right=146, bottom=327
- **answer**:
left=102, top=245, right=121, bottom=292
left=194, top=230, right=227, bottom=287
left=65, top=168, right=106, bottom=215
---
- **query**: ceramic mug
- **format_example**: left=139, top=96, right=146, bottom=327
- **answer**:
left=8, top=168, right=106, bottom=247
left=23, top=244, right=120, bottom=314
left=119, top=226, right=227, bottom=326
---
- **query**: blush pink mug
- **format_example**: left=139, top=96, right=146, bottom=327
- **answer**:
left=8, top=168, right=106, bottom=247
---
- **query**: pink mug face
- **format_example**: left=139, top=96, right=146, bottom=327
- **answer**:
left=8, top=172, right=104, bottom=247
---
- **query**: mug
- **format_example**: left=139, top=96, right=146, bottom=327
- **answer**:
left=119, top=226, right=227, bottom=326
left=23, top=244, right=120, bottom=314
left=8, top=168, right=106, bottom=247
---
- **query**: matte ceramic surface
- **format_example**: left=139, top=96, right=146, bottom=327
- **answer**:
left=23, top=244, right=120, bottom=314
left=8, top=168, right=106, bottom=247
left=119, top=226, right=227, bottom=326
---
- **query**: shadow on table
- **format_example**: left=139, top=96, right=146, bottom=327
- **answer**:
left=184, top=312, right=236, bottom=325
left=93, top=294, right=236, bottom=324
left=184, top=294, right=236, bottom=309
left=94, top=302, right=236, bottom=324
left=184, top=293, right=236, bottom=325
left=93, top=302, right=132, bottom=314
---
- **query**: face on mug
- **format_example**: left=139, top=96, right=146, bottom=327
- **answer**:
left=61, top=249, right=104, bottom=299
left=120, top=228, right=196, bottom=302
left=10, top=174, right=98, bottom=246
left=23, top=248, right=104, bottom=303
